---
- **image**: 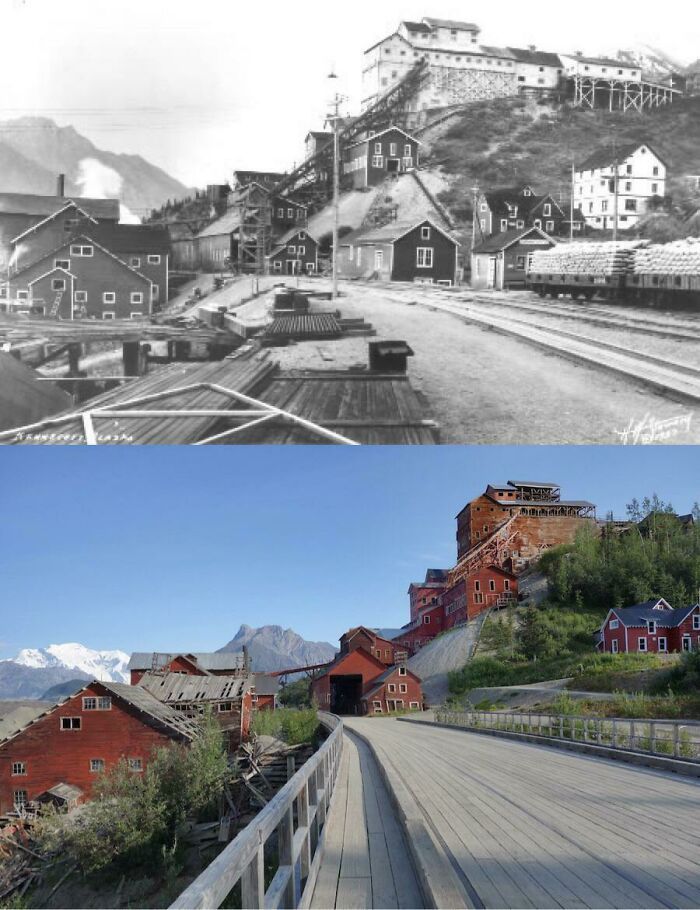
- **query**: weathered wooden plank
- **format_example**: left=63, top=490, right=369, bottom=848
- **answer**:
left=335, top=877, right=373, bottom=910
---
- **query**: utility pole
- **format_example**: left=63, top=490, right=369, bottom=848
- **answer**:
left=611, top=130, right=619, bottom=243
left=328, top=71, right=345, bottom=303
left=570, top=161, right=575, bottom=242
left=471, top=184, right=480, bottom=252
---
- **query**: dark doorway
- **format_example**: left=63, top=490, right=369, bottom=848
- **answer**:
left=387, top=158, right=400, bottom=174
left=330, top=675, right=363, bottom=715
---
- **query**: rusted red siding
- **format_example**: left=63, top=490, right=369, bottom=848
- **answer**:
left=0, top=683, right=180, bottom=813
left=310, top=648, right=387, bottom=709
left=363, top=667, right=423, bottom=714
left=601, top=607, right=700, bottom=653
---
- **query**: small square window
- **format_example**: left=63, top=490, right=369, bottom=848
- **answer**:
left=147, top=254, right=161, bottom=265
left=128, top=758, right=142, bottom=772
left=130, top=257, right=141, bottom=268
left=54, top=259, right=70, bottom=270
left=90, top=759, right=105, bottom=773
left=398, top=666, right=407, bottom=676
left=103, top=292, right=116, bottom=304
left=131, top=292, right=143, bottom=304
left=75, top=290, right=87, bottom=303
left=13, top=790, right=28, bottom=810
left=60, top=717, right=81, bottom=730
left=51, top=279, right=66, bottom=291
left=82, top=697, right=97, bottom=710
left=11, top=762, right=26, bottom=776
left=218, top=702, right=232, bottom=712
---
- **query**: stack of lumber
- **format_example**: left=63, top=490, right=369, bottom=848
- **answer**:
left=529, top=241, right=644, bottom=275
left=0, top=822, right=43, bottom=901
left=632, top=238, right=700, bottom=274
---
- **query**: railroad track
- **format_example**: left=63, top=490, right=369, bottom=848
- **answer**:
left=447, top=293, right=700, bottom=342
left=397, top=295, right=700, bottom=406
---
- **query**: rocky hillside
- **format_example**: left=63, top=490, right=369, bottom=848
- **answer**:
left=218, top=625, right=337, bottom=672
left=422, top=94, right=700, bottom=240
left=0, top=117, right=192, bottom=216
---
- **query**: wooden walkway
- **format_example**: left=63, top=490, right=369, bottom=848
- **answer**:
left=310, top=730, right=424, bottom=909
left=345, top=716, right=700, bottom=909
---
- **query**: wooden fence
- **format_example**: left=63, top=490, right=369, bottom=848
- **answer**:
left=435, top=709, right=700, bottom=761
left=169, top=713, right=343, bottom=909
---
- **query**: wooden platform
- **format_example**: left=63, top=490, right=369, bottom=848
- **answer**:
left=310, top=731, right=424, bottom=909
left=345, top=716, right=700, bottom=909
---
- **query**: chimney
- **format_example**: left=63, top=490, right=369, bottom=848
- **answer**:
left=575, top=51, right=583, bottom=57
left=528, top=44, right=536, bottom=52
left=56, top=174, right=65, bottom=197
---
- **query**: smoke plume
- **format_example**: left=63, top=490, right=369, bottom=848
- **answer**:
left=75, top=157, right=141, bottom=224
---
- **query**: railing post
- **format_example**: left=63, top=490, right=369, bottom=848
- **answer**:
left=241, top=832, right=265, bottom=909
left=674, top=723, right=680, bottom=758
left=308, top=759, right=319, bottom=852
left=650, top=722, right=656, bottom=754
left=630, top=719, right=636, bottom=751
left=299, top=780, right=311, bottom=881
left=317, top=760, right=327, bottom=827
left=612, top=718, right=617, bottom=749
left=278, top=806, right=295, bottom=908
left=596, top=718, right=602, bottom=745
left=287, top=755, right=296, bottom=781
left=559, top=716, right=564, bottom=739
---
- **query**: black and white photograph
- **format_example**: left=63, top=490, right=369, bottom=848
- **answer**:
left=0, top=0, right=699, bottom=444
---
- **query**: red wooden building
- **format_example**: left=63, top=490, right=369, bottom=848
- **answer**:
left=408, top=569, right=449, bottom=622
left=127, top=651, right=249, bottom=686
left=252, top=674, right=279, bottom=711
left=599, top=599, right=700, bottom=654
left=310, top=646, right=422, bottom=716
left=136, top=672, right=253, bottom=748
left=267, top=228, right=319, bottom=276
left=0, top=681, right=197, bottom=814
left=339, top=626, right=408, bottom=665
left=442, top=565, right=518, bottom=629
left=361, top=664, right=423, bottom=715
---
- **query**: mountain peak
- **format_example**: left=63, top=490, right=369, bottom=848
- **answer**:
left=218, top=625, right=336, bottom=672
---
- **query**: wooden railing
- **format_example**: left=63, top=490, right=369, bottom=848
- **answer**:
left=169, top=713, right=343, bottom=909
left=435, top=709, right=700, bottom=761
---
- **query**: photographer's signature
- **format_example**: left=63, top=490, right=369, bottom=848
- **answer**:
left=614, top=413, right=692, bottom=445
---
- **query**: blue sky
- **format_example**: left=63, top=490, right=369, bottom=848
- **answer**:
left=0, top=446, right=698, bottom=659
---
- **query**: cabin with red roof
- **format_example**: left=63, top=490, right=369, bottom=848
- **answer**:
left=339, top=626, right=408, bottom=665
left=599, top=599, right=700, bottom=654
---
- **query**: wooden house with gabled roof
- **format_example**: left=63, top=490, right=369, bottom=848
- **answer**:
left=1, top=234, right=153, bottom=319
left=338, top=217, right=459, bottom=286
left=0, top=680, right=198, bottom=814
left=599, top=599, right=700, bottom=654
left=343, top=126, right=420, bottom=189
left=471, top=225, right=556, bottom=289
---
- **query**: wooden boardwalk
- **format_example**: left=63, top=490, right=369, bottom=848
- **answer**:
left=344, top=716, right=700, bottom=909
left=310, top=730, right=424, bottom=909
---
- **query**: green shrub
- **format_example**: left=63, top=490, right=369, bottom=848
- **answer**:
left=251, top=707, right=319, bottom=746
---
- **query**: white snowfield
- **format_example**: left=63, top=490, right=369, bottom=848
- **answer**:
left=6, top=643, right=130, bottom=682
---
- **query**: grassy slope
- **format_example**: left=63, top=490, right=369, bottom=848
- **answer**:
left=426, top=95, right=700, bottom=230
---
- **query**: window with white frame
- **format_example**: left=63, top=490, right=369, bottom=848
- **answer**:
left=609, top=618, right=619, bottom=630
left=274, top=261, right=282, bottom=272
left=130, top=256, right=141, bottom=268
left=398, top=666, right=406, bottom=676
left=147, top=254, right=161, bottom=265
left=474, top=580, right=481, bottom=592
left=75, top=291, right=87, bottom=303
left=297, top=245, right=306, bottom=255
left=373, top=701, right=382, bottom=712
left=638, top=637, right=648, bottom=652
left=151, top=284, right=159, bottom=300
left=13, top=790, right=28, bottom=810
left=131, top=292, right=143, bottom=304
left=54, top=259, right=70, bottom=270
left=60, top=717, right=81, bottom=730
left=423, top=615, right=430, bottom=624
left=421, top=226, right=431, bottom=240
left=658, top=637, right=667, bottom=652
left=399, top=684, right=407, bottom=693
left=372, top=155, right=384, bottom=168
left=546, top=221, right=554, bottom=232
left=543, top=203, right=551, bottom=216
left=299, top=232, right=306, bottom=240
left=500, top=219, right=508, bottom=231
left=103, top=292, right=116, bottom=304
left=374, top=142, right=382, bottom=154
left=611, top=639, right=619, bottom=653
left=647, top=620, right=657, bottom=634
left=409, top=701, right=419, bottom=708
left=489, top=579, right=496, bottom=591
left=51, top=279, right=66, bottom=291
left=287, top=209, right=294, bottom=219
left=70, top=245, right=93, bottom=257
left=416, top=247, right=433, bottom=268
left=90, top=759, right=105, bottom=773
left=103, top=312, right=115, bottom=320
left=388, top=683, right=396, bottom=693
left=693, top=615, right=700, bottom=631
left=287, top=245, right=296, bottom=254
left=130, top=312, right=142, bottom=319
left=11, top=762, right=26, bottom=776
left=128, top=758, right=143, bottom=772
left=277, top=208, right=284, bottom=218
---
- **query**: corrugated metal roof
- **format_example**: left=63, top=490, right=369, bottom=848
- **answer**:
left=79, top=224, right=171, bottom=254
left=253, top=674, right=280, bottom=696
left=138, top=672, right=252, bottom=702
left=44, top=783, right=83, bottom=801
left=473, top=226, right=554, bottom=254
left=128, top=651, right=249, bottom=672
left=422, top=17, right=479, bottom=31
left=99, top=681, right=200, bottom=738
left=507, top=47, right=562, bottom=67
left=0, top=193, right=119, bottom=219
left=196, top=209, right=242, bottom=239
left=342, top=218, right=458, bottom=246
left=613, top=601, right=697, bottom=628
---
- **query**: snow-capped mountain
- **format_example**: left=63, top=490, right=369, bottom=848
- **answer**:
left=11, top=643, right=130, bottom=682
left=0, top=643, right=130, bottom=699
